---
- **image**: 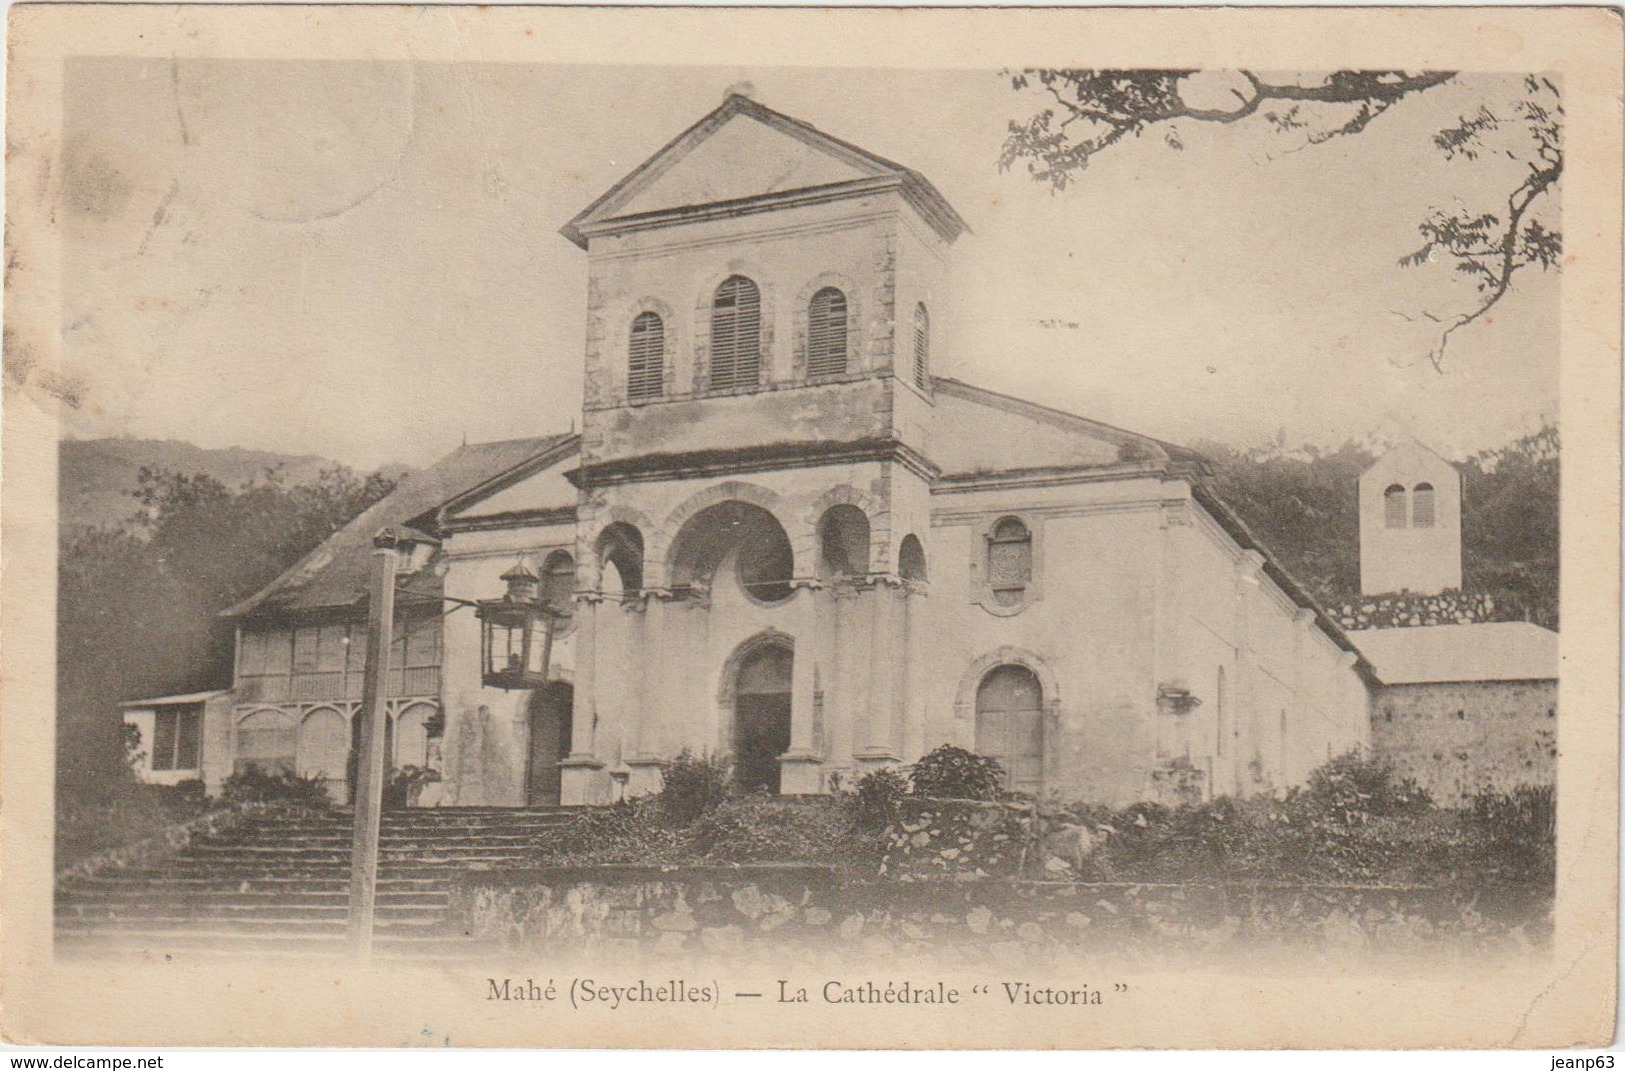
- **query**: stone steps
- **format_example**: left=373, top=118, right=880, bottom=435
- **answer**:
left=56, top=805, right=585, bottom=961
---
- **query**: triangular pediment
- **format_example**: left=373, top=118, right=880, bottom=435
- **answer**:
left=615, top=112, right=882, bottom=217
left=562, top=94, right=966, bottom=248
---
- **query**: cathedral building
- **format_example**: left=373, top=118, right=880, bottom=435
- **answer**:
left=140, top=92, right=1378, bottom=808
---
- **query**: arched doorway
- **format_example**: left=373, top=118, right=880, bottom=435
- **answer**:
left=733, top=644, right=793, bottom=793
left=526, top=682, right=573, bottom=805
left=975, top=664, right=1044, bottom=797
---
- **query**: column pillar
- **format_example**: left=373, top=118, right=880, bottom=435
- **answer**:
left=855, top=575, right=902, bottom=771
left=624, top=591, right=664, bottom=797
left=780, top=579, right=824, bottom=794
left=559, top=593, right=605, bottom=806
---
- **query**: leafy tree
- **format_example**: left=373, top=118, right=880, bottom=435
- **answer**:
left=1194, top=438, right=1374, bottom=604
left=1460, top=424, right=1559, bottom=627
left=57, top=463, right=395, bottom=804
left=1002, top=70, right=1560, bottom=369
left=1192, top=424, right=1558, bottom=627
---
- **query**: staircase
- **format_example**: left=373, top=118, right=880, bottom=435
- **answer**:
left=55, top=806, right=578, bottom=961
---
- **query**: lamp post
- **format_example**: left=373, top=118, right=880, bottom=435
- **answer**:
left=348, top=532, right=561, bottom=959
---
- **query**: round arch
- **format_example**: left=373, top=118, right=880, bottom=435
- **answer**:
left=691, top=261, right=778, bottom=395
left=792, top=270, right=864, bottom=379
left=952, top=646, right=1063, bottom=739
left=656, top=481, right=803, bottom=581
left=714, top=630, right=796, bottom=791
left=668, top=500, right=795, bottom=604
left=816, top=503, right=872, bottom=580
left=295, top=707, right=350, bottom=799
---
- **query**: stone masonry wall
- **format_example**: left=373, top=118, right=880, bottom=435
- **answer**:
left=1329, top=590, right=1499, bottom=631
left=1370, top=680, right=1556, bottom=805
left=452, top=865, right=1544, bottom=968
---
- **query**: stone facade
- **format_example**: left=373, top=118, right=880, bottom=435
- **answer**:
left=1370, top=680, right=1557, bottom=805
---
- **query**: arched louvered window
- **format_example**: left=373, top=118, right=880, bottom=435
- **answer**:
left=807, top=287, right=848, bottom=377
left=1383, top=484, right=1407, bottom=529
left=710, top=276, right=762, bottom=391
left=987, top=516, right=1032, bottom=606
left=1412, top=483, right=1436, bottom=528
left=627, top=312, right=664, bottom=402
left=912, top=303, right=930, bottom=390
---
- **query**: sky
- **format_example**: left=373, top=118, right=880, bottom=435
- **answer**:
left=60, top=62, right=1558, bottom=470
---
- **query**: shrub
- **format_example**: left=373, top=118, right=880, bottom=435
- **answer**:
left=657, top=750, right=732, bottom=825
left=694, top=796, right=852, bottom=863
left=909, top=744, right=1004, bottom=801
left=55, top=779, right=214, bottom=869
left=543, top=797, right=691, bottom=864
left=165, top=778, right=208, bottom=809
left=852, top=767, right=908, bottom=830
left=384, top=765, right=441, bottom=810
left=1465, top=783, right=1556, bottom=895
left=1297, top=749, right=1432, bottom=821
left=221, top=767, right=331, bottom=808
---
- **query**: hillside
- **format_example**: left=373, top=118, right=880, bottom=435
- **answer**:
left=60, top=438, right=364, bottom=534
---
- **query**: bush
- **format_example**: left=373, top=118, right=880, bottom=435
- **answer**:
left=1466, top=783, right=1556, bottom=895
left=1298, top=749, right=1433, bottom=820
left=544, top=797, right=691, bottom=864
left=909, top=744, right=1005, bottom=801
left=657, top=750, right=732, bottom=825
left=55, top=780, right=213, bottom=870
left=383, top=765, right=442, bottom=810
left=221, top=767, right=331, bottom=808
left=694, top=796, right=853, bottom=863
left=852, top=767, right=908, bottom=830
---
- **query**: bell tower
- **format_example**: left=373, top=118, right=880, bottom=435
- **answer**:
left=555, top=91, right=966, bottom=804
left=1359, top=438, right=1463, bottom=596
left=559, top=90, right=967, bottom=477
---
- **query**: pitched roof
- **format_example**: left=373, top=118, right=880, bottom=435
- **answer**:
left=221, top=435, right=574, bottom=619
left=561, top=93, right=968, bottom=249
left=1350, top=622, right=1559, bottom=684
left=118, top=690, right=231, bottom=709
left=932, top=377, right=1208, bottom=473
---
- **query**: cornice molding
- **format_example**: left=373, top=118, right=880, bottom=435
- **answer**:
left=568, top=437, right=940, bottom=488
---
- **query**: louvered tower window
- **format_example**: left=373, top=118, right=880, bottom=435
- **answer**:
left=807, top=287, right=848, bottom=377
left=912, top=303, right=930, bottom=390
left=1383, top=484, right=1407, bottom=528
left=1412, top=483, right=1436, bottom=527
left=627, top=312, right=664, bottom=402
left=710, top=276, right=762, bottom=391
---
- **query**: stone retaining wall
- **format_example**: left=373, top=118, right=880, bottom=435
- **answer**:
left=452, top=865, right=1546, bottom=966
left=1329, top=590, right=1502, bottom=631
left=54, top=800, right=298, bottom=883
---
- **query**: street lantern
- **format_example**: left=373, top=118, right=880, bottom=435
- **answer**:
left=477, top=559, right=561, bottom=690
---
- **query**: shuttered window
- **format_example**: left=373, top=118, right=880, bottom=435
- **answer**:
left=912, top=303, right=930, bottom=390
left=710, top=276, right=762, bottom=391
left=1383, top=484, right=1407, bottom=528
left=151, top=705, right=203, bottom=771
left=807, top=287, right=848, bottom=377
left=988, top=517, right=1032, bottom=606
left=152, top=707, right=201, bottom=772
left=627, top=312, right=664, bottom=402
left=1412, top=483, right=1436, bottom=527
